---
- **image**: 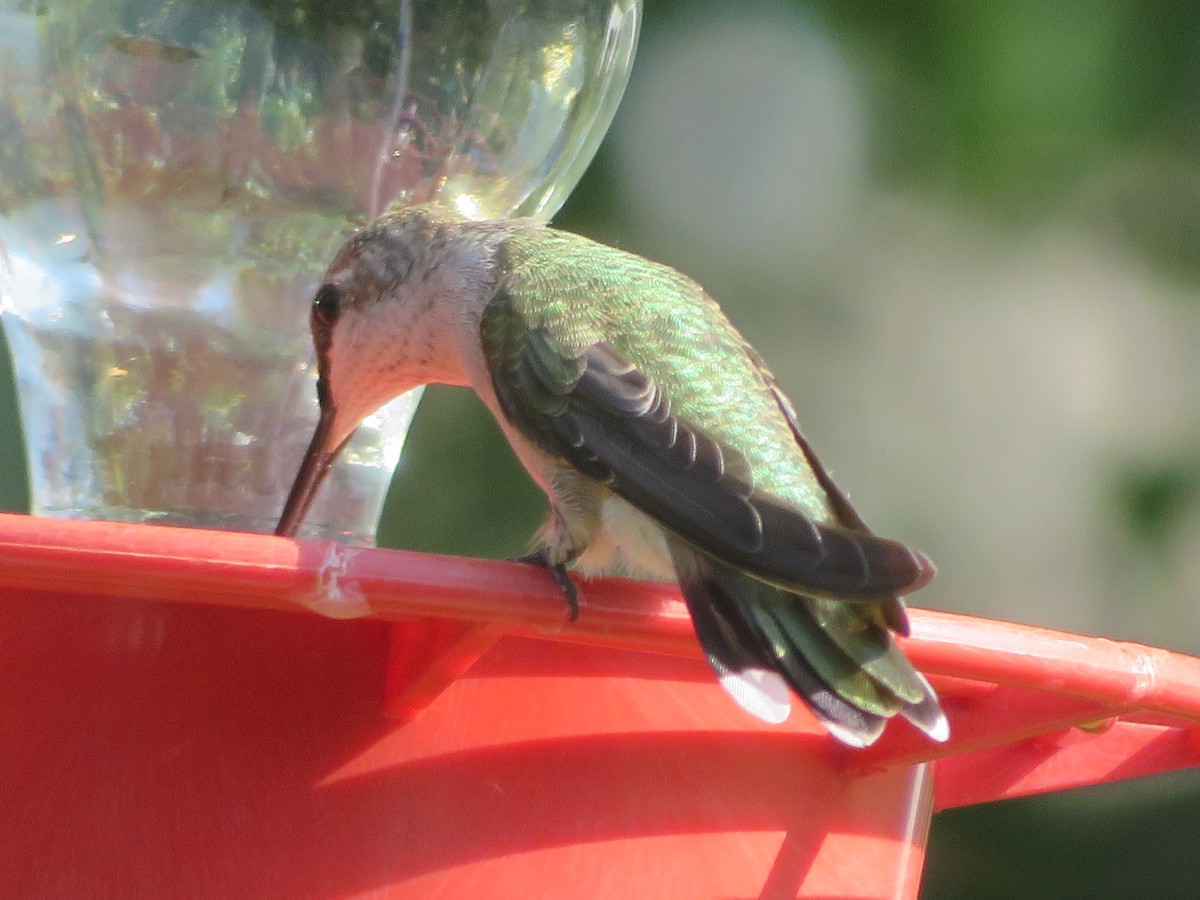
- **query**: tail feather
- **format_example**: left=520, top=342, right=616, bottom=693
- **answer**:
left=901, top=671, right=950, bottom=742
left=809, top=600, right=928, bottom=705
left=669, top=537, right=947, bottom=747
left=751, top=602, right=901, bottom=718
left=681, top=560, right=887, bottom=744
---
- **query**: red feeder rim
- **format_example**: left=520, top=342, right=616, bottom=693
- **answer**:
left=0, top=512, right=1196, bottom=808
left=0, top=512, right=1197, bottom=898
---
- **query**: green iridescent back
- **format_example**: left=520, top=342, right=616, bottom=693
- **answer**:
left=490, top=226, right=834, bottom=523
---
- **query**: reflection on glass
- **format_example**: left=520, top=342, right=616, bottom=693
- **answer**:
left=0, top=0, right=639, bottom=543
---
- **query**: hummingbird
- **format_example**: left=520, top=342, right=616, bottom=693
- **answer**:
left=276, top=203, right=947, bottom=747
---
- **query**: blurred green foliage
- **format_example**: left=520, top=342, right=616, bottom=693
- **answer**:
left=1117, top=460, right=1199, bottom=549
left=378, top=386, right=542, bottom=557
left=923, top=776, right=1200, bottom=899
left=0, top=332, right=28, bottom=514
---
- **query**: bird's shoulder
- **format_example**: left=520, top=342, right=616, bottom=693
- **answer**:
left=482, top=228, right=831, bottom=520
left=491, top=228, right=715, bottom=337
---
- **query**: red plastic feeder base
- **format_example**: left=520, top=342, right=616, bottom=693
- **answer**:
left=0, top=514, right=1197, bottom=898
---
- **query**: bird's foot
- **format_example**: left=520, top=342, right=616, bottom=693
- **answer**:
left=513, top=549, right=580, bottom=621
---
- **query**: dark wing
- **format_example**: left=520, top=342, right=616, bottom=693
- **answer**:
left=481, top=294, right=932, bottom=601
left=745, top=346, right=916, bottom=632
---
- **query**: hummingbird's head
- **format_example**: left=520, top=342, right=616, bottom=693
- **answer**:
left=275, top=203, right=494, bottom=537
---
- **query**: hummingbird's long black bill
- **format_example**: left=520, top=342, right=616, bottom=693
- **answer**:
left=276, top=406, right=345, bottom=537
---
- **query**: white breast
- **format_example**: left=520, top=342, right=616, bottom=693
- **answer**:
left=575, top=494, right=675, bottom=581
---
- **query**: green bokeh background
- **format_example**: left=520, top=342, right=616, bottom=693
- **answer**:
left=3, top=1, right=1200, bottom=896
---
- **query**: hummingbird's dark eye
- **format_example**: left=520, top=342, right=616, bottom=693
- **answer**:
left=312, top=283, right=341, bottom=328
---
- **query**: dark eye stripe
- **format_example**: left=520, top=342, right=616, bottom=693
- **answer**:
left=312, top=283, right=340, bottom=328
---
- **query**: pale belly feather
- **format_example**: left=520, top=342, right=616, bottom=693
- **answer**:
left=454, top=328, right=676, bottom=584
left=574, top=494, right=676, bottom=582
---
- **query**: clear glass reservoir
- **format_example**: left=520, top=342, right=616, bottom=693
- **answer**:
left=0, top=0, right=639, bottom=543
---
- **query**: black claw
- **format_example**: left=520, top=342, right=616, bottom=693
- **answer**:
left=514, top=550, right=580, bottom=621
